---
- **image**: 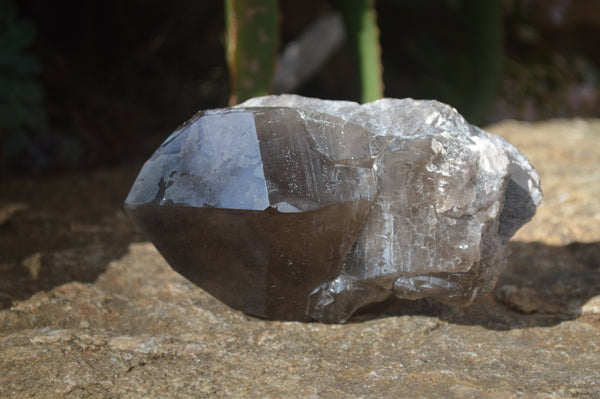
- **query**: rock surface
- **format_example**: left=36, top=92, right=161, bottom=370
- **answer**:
left=1, top=118, right=599, bottom=398
left=126, top=96, right=541, bottom=322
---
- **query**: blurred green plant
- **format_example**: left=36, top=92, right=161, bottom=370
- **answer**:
left=225, top=0, right=279, bottom=105
left=337, top=0, right=384, bottom=103
left=0, top=0, right=47, bottom=163
left=225, top=0, right=384, bottom=104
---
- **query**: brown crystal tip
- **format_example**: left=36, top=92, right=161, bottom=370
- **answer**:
left=125, top=95, right=542, bottom=323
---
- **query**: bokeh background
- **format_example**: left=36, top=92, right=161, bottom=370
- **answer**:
left=2, top=0, right=599, bottom=175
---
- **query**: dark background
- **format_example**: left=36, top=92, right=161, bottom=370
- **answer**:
left=3, top=0, right=599, bottom=175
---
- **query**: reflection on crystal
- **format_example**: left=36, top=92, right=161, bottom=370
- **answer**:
left=125, top=95, right=542, bottom=323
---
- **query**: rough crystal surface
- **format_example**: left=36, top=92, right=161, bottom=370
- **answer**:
left=125, top=95, right=542, bottom=323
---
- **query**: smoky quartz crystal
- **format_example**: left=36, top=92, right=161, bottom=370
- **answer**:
left=125, top=95, right=542, bottom=323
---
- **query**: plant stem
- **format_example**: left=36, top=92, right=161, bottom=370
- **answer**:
left=338, top=0, right=384, bottom=103
left=225, top=0, right=279, bottom=105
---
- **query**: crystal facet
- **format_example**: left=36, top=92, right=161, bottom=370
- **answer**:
left=125, top=95, right=542, bottom=323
